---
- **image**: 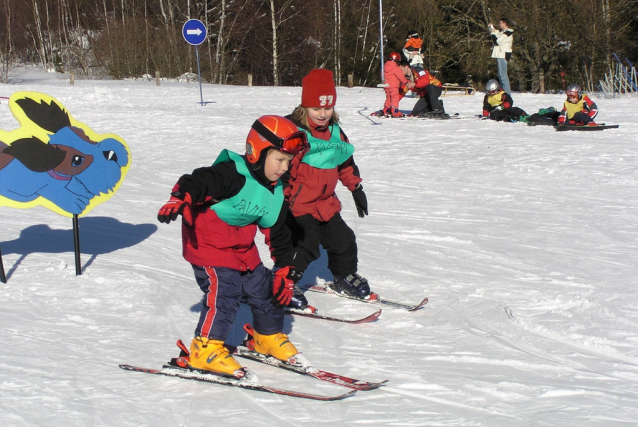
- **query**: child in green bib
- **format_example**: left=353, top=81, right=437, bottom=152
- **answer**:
left=157, top=115, right=309, bottom=377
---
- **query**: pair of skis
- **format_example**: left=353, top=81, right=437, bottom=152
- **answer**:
left=121, top=285, right=426, bottom=399
left=121, top=335, right=387, bottom=401
left=284, top=282, right=428, bottom=324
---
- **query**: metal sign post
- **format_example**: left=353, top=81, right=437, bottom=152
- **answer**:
left=379, top=0, right=385, bottom=83
left=182, top=19, right=209, bottom=105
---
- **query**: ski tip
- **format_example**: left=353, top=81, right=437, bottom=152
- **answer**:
left=352, top=309, right=382, bottom=324
left=370, top=379, right=390, bottom=389
left=407, top=297, right=429, bottom=312
left=355, top=379, right=390, bottom=391
left=259, top=386, right=358, bottom=401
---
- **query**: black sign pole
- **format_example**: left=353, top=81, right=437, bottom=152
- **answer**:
left=73, top=214, right=82, bottom=276
left=0, top=245, right=6, bottom=283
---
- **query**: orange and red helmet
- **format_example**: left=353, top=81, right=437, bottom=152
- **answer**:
left=389, top=52, right=401, bottom=62
left=245, top=115, right=309, bottom=164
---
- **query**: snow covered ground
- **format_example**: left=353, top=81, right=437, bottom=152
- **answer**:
left=1, top=66, right=637, bottom=426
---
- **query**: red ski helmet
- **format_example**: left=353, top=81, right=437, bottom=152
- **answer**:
left=245, top=115, right=308, bottom=164
left=389, top=52, right=401, bottom=62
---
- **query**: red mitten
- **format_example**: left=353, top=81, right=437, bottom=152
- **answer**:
left=557, top=116, right=565, bottom=124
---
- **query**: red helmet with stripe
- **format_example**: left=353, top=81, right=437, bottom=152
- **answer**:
left=389, top=52, right=401, bottom=62
left=245, top=115, right=308, bottom=164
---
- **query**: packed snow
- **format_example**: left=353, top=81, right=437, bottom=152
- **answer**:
left=1, top=66, right=637, bottom=426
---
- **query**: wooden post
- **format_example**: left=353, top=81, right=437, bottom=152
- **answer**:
left=73, top=214, right=82, bottom=276
left=0, top=245, right=6, bottom=283
left=247, top=74, right=253, bottom=87
left=156, top=71, right=161, bottom=86
left=348, top=74, right=354, bottom=88
left=70, top=72, right=74, bottom=85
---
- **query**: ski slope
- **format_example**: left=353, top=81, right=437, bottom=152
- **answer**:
left=1, top=66, right=637, bottom=426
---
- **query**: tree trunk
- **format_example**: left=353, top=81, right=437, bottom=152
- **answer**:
left=269, top=0, right=279, bottom=86
left=31, top=0, right=48, bottom=70
left=333, top=0, right=341, bottom=86
left=215, top=0, right=227, bottom=84
left=1, top=0, right=12, bottom=82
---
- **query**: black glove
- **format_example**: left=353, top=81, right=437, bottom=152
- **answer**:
left=352, top=184, right=368, bottom=218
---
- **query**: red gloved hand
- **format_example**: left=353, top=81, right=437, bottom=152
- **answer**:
left=158, top=186, right=193, bottom=225
left=273, top=266, right=302, bottom=306
left=557, top=116, right=565, bottom=124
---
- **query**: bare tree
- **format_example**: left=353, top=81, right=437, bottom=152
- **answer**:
left=265, top=0, right=301, bottom=85
left=0, top=0, right=12, bottom=82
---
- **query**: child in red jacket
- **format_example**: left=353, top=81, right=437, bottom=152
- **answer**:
left=157, top=115, right=309, bottom=377
left=409, top=65, right=446, bottom=117
left=382, top=52, right=415, bottom=117
left=284, top=69, right=372, bottom=301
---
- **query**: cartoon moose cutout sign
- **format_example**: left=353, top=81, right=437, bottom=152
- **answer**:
left=0, top=91, right=131, bottom=281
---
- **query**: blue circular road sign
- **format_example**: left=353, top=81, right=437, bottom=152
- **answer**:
left=182, top=19, right=207, bottom=46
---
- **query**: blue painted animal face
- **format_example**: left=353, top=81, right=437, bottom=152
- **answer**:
left=49, top=127, right=129, bottom=197
left=0, top=91, right=132, bottom=217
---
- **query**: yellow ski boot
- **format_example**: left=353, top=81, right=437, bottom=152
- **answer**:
left=243, top=324, right=310, bottom=367
left=252, top=330, right=299, bottom=361
left=188, top=336, right=244, bottom=377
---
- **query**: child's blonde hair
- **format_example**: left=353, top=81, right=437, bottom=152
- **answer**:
left=290, top=105, right=340, bottom=129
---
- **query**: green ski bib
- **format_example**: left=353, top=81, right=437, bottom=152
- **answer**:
left=301, top=124, right=355, bottom=169
left=210, top=150, right=283, bottom=228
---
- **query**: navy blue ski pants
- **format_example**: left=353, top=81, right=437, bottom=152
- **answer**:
left=192, top=263, right=284, bottom=341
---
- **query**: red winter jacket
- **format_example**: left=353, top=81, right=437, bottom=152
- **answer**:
left=283, top=119, right=362, bottom=222
left=176, top=159, right=294, bottom=271
left=384, top=60, right=410, bottom=89
left=410, top=68, right=442, bottom=97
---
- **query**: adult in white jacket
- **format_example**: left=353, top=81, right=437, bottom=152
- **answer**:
left=489, top=18, right=513, bottom=94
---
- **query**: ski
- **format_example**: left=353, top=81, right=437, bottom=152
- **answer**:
left=306, top=283, right=428, bottom=311
left=555, top=123, right=619, bottom=131
left=369, top=111, right=467, bottom=120
left=232, top=345, right=388, bottom=391
left=527, top=120, right=556, bottom=126
left=284, top=306, right=382, bottom=324
left=119, top=364, right=356, bottom=401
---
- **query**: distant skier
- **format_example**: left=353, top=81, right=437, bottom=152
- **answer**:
left=157, top=115, right=309, bottom=377
left=284, top=68, right=373, bottom=303
left=403, top=30, right=425, bottom=68
left=482, top=79, right=528, bottom=122
left=557, top=83, right=598, bottom=126
left=408, top=65, right=447, bottom=118
left=381, top=52, right=415, bottom=117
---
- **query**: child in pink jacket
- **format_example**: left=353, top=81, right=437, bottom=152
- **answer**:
left=382, top=52, right=414, bottom=118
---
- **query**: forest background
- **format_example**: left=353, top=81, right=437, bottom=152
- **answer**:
left=1, top=0, right=637, bottom=93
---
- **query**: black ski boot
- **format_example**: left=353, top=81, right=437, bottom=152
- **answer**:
left=288, top=286, right=309, bottom=310
left=426, top=110, right=450, bottom=119
left=332, top=273, right=371, bottom=299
